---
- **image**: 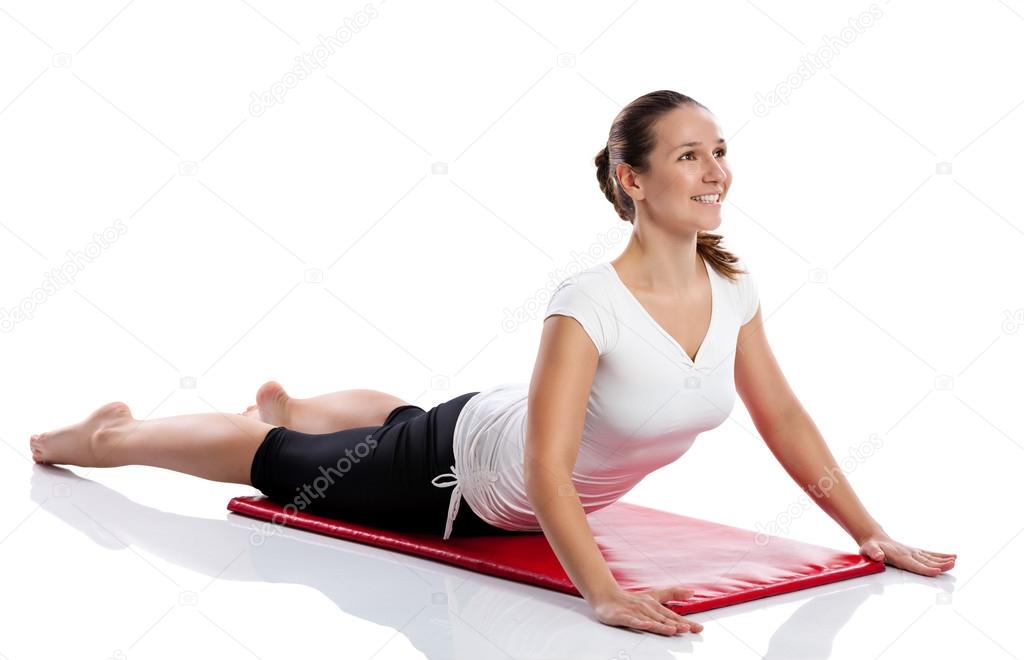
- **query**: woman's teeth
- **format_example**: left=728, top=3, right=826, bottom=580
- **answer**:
left=690, top=193, right=721, bottom=205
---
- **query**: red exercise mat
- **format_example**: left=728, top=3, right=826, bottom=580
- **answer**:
left=227, top=495, right=883, bottom=614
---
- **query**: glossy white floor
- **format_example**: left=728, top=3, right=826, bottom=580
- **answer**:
left=2, top=430, right=1018, bottom=660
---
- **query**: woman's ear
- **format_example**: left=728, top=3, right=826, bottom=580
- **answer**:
left=616, top=163, right=642, bottom=202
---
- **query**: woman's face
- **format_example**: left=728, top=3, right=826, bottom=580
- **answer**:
left=627, top=104, right=731, bottom=232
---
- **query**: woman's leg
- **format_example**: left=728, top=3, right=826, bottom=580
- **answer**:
left=30, top=401, right=275, bottom=485
left=241, top=380, right=411, bottom=434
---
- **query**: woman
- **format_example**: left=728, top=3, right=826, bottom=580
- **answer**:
left=30, top=90, right=955, bottom=637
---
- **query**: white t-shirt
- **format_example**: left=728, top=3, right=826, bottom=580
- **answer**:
left=434, top=256, right=760, bottom=539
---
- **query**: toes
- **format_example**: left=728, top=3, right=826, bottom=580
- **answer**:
left=30, top=438, right=46, bottom=463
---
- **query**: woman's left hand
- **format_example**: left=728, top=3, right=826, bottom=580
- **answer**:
left=858, top=532, right=957, bottom=576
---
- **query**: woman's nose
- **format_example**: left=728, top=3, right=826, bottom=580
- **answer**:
left=704, top=164, right=724, bottom=182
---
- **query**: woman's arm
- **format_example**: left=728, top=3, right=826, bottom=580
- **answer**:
left=525, top=318, right=617, bottom=601
left=735, top=306, right=956, bottom=575
left=526, top=314, right=702, bottom=635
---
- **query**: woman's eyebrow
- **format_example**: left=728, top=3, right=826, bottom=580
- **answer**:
left=674, top=138, right=726, bottom=150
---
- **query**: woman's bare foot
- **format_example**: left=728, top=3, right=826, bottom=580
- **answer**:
left=241, top=380, right=292, bottom=426
left=30, top=402, right=135, bottom=467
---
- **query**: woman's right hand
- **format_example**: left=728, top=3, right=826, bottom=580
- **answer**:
left=589, top=585, right=704, bottom=636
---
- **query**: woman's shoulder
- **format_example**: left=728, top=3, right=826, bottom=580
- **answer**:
left=547, top=262, right=616, bottom=311
left=552, top=262, right=612, bottom=289
left=544, top=262, right=618, bottom=354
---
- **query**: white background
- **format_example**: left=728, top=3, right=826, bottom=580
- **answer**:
left=2, top=1, right=1022, bottom=658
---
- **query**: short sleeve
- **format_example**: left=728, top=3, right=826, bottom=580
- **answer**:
left=544, top=276, right=612, bottom=355
left=738, top=261, right=760, bottom=325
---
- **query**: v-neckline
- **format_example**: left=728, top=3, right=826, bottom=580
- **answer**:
left=604, top=256, right=717, bottom=366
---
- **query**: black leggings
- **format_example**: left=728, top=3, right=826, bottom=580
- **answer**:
left=249, top=391, right=517, bottom=538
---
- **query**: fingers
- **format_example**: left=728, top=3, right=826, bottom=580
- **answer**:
left=901, top=545, right=955, bottom=561
left=912, top=550, right=954, bottom=573
left=643, top=600, right=704, bottom=634
left=622, top=614, right=681, bottom=636
left=622, top=616, right=663, bottom=635
left=607, top=587, right=704, bottom=636
left=655, top=586, right=703, bottom=631
left=912, top=551, right=946, bottom=567
left=622, top=615, right=655, bottom=631
left=917, top=556, right=946, bottom=573
left=640, top=601, right=686, bottom=631
left=658, top=604, right=704, bottom=633
left=865, top=540, right=956, bottom=577
left=633, top=598, right=689, bottom=634
left=655, top=586, right=695, bottom=602
left=903, top=554, right=943, bottom=576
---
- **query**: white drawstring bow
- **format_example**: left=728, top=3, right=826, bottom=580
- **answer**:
left=431, top=464, right=461, bottom=541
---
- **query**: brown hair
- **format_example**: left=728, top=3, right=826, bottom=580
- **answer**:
left=595, top=90, right=747, bottom=281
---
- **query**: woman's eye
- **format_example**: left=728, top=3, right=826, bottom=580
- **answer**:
left=679, top=149, right=727, bottom=161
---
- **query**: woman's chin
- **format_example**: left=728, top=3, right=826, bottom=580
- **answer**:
left=695, top=214, right=723, bottom=232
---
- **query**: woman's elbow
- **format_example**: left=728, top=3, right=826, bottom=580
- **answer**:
left=523, top=454, right=574, bottom=501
